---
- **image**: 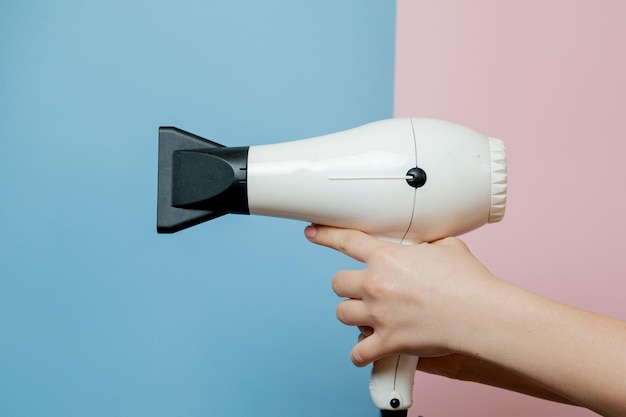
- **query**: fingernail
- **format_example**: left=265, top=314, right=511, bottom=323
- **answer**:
left=304, top=225, right=317, bottom=239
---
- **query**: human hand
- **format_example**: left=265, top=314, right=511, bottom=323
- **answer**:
left=305, top=225, right=626, bottom=414
left=304, top=224, right=501, bottom=367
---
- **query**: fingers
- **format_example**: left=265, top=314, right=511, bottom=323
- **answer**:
left=337, top=300, right=386, bottom=367
left=304, top=225, right=382, bottom=262
left=336, top=298, right=369, bottom=326
left=332, top=270, right=363, bottom=299
left=350, top=332, right=386, bottom=367
left=303, top=225, right=399, bottom=367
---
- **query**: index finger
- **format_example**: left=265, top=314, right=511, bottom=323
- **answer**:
left=304, top=225, right=382, bottom=262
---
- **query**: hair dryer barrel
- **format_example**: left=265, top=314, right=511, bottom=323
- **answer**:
left=247, top=118, right=418, bottom=241
left=246, top=118, right=506, bottom=243
left=157, top=118, right=507, bottom=244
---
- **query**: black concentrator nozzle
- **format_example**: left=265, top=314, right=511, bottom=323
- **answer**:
left=157, top=127, right=249, bottom=233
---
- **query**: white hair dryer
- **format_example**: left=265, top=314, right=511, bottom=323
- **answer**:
left=157, top=118, right=507, bottom=415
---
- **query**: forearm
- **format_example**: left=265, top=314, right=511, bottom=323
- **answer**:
left=418, top=354, right=577, bottom=405
left=464, top=281, right=626, bottom=417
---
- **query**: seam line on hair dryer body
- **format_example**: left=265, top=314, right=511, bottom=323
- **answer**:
left=400, top=118, right=419, bottom=244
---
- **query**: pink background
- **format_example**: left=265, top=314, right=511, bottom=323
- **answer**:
left=395, top=1, right=626, bottom=416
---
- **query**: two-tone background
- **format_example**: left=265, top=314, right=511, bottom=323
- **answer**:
left=2, top=1, right=624, bottom=416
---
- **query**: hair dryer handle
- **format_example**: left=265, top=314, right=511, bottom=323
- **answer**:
left=370, top=354, right=419, bottom=412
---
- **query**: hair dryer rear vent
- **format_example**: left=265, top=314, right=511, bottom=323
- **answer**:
left=488, top=137, right=507, bottom=223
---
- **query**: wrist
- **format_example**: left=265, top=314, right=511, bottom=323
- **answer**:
left=451, top=278, right=539, bottom=360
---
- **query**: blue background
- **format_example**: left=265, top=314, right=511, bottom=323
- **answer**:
left=0, top=1, right=396, bottom=416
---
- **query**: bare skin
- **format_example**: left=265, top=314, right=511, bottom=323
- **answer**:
left=304, top=225, right=626, bottom=417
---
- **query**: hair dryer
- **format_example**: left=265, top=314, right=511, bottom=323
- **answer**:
left=156, top=118, right=507, bottom=415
